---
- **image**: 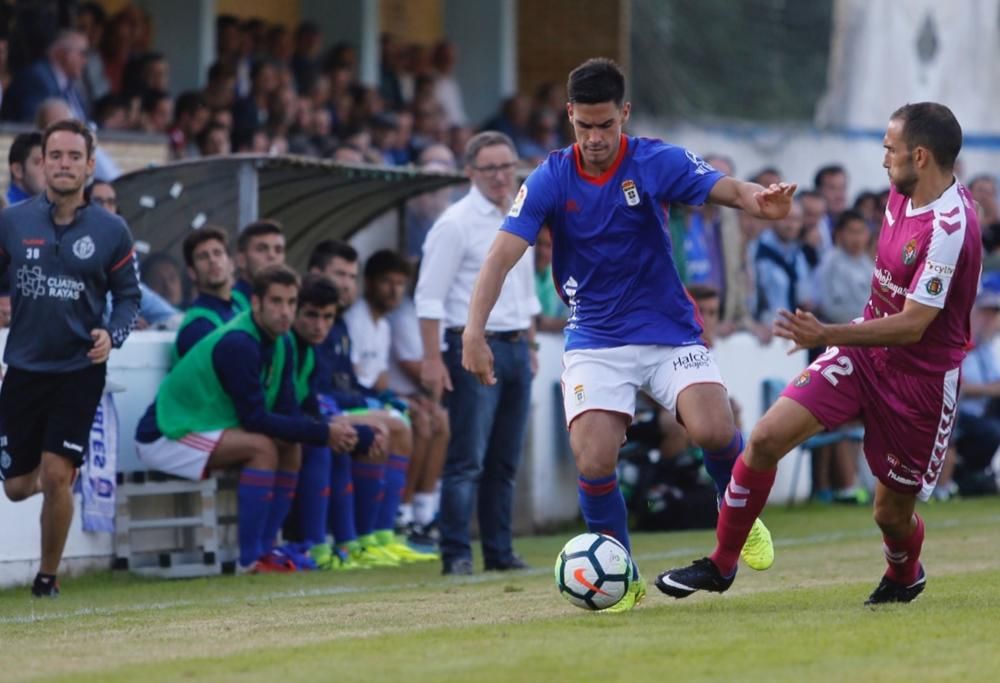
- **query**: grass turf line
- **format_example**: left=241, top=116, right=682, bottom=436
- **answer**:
left=2, top=498, right=998, bottom=682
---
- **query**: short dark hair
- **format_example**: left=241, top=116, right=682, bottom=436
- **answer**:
left=42, top=119, right=95, bottom=158
left=79, top=1, right=106, bottom=24
left=687, top=284, right=720, bottom=303
left=93, top=94, right=128, bottom=127
left=567, top=58, right=625, bottom=107
left=308, top=240, right=358, bottom=271
left=141, top=89, right=170, bottom=114
left=813, top=164, right=846, bottom=191
left=833, top=209, right=866, bottom=233
left=237, top=219, right=284, bottom=252
left=463, top=130, right=516, bottom=168
left=252, top=263, right=299, bottom=298
left=795, top=189, right=823, bottom=202
left=890, top=102, right=963, bottom=170
left=298, top=273, right=340, bottom=310
left=364, top=249, right=411, bottom=281
left=182, top=226, right=230, bottom=268
left=174, top=91, right=208, bottom=121
left=9, top=131, right=42, bottom=169
left=208, top=61, right=236, bottom=84
left=969, top=174, right=997, bottom=192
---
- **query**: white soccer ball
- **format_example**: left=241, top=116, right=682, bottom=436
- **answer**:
left=554, top=532, right=632, bottom=610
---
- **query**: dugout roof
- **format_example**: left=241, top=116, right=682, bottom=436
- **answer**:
left=113, top=154, right=468, bottom=269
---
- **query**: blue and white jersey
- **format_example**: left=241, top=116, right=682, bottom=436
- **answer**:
left=501, top=135, right=723, bottom=350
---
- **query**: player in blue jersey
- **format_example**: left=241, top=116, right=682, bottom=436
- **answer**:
left=462, top=58, right=796, bottom=611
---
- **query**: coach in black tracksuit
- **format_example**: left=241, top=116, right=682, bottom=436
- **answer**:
left=0, top=120, right=141, bottom=598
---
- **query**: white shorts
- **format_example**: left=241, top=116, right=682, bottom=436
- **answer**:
left=560, top=344, right=724, bottom=427
left=135, top=430, right=223, bottom=480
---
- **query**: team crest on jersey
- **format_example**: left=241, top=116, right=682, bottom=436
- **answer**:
left=926, top=277, right=943, bottom=296
left=509, top=184, right=527, bottom=217
left=793, top=371, right=811, bottom=388
left=902, top=239, right=917, bottom=265
left=621, top=180, right=640, bottom=206
left=72, top=235, right=96, bottom=260
left=574, top=384, right=586, bottom=405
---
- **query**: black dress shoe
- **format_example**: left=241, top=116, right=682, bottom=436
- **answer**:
left=442, top=557, right=474, bottom=575
left=484, top=554, right=531, bottom=571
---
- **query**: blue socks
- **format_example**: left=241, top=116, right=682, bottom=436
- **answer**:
left=262, top=470, right=298, bottom=551
left=329, top=451, right=357, bottom=545
left=703, top=430, right=744, bottom=499
left=296, top=446, right=331, bottom=546
left=237, top=468, right=275, bottom=567
left=374, top=454, right=409, bottom=534
left=352, top=460, right=385, bottom=536
left=578, top=473, right=631, bottom=553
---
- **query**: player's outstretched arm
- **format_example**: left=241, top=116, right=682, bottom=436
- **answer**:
left=774, top=299, right=940, bottom=353
left=708, top=177, right=798, bottom=221
left=462, top=231, right=530, bottom=385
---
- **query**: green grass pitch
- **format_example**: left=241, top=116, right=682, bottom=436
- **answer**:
left=2, top=498, right=999, bottom=682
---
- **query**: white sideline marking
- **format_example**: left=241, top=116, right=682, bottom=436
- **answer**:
left=1, top=515, right=994, bottom=625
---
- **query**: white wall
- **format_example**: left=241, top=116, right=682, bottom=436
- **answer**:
left=521, top=331, right=812, bottom=532
left=0, top=329, right=815, bottom=585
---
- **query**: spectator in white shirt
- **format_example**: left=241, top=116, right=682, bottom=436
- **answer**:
left=415, top=131, right=540, bottom=575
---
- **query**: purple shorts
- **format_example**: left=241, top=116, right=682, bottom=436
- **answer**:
left=782, top=345, right=959, bottom=501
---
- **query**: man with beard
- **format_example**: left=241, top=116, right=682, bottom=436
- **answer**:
left=659, top=103, right=981, bottom=606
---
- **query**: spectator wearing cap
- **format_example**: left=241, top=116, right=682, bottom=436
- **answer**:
left=2, top=30, right=89, bottom=122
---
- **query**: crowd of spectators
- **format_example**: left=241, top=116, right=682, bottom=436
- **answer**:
left=1, top=3, right=998, bottom=528
left=0, top=4, right=571, bottom=173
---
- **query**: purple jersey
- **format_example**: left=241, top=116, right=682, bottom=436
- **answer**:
left=866, top=182, right=981, bottom=374
left=501, top=135, right=723, bottom=350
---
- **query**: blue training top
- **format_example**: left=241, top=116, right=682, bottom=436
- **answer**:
left=501, top=135, right=723, bottom=350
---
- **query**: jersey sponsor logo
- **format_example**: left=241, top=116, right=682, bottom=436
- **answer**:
left=72, top=235, right=96, bottom=260
left=621, top=179, right=641, bottom=206
left=874, top=267, right=907, bottom=298
left=925, top=277, right=944, bottom=296
left=902, top=239, right=918, bottom=265
left=685, top=150, right=715, bottom=176
left=925, top=260, right=955, bottom=276
left=565, top=198, right=581, bottom=213
left=793, top=370, right=811, bottom=388
left=509, top=184, right=527, bottom=218
left=672, top=349, right=712, bottom=372
left=16, top=265, right=85, bottom=301
left=573, top=383, right=586, bottom=405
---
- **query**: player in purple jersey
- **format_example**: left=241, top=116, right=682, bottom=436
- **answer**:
left=461, top=58, right=796, bottom=611
left=659, top=102, right=981, bottom=605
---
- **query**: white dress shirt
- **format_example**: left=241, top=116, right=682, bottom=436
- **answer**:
left=387, top=297, right=423, bottom=396
left=343, top=299, right=390, bottom=390
left=415, top=184, right=541, bottom=332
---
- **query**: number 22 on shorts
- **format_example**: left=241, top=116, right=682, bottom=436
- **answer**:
left=808, top=346, right=854, bottom=386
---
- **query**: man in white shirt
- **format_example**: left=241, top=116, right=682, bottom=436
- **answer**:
left=416, top=131, right=541, bottom=575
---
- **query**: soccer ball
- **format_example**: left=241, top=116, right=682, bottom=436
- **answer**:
left=554, top=532, right=632, bottom=610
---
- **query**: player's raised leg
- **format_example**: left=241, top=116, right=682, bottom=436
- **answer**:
left=656, top=397, right=824, bottom=598
left=865, top=482, right=925, bottom=605
left=676, top=382, right=774, bottom=571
